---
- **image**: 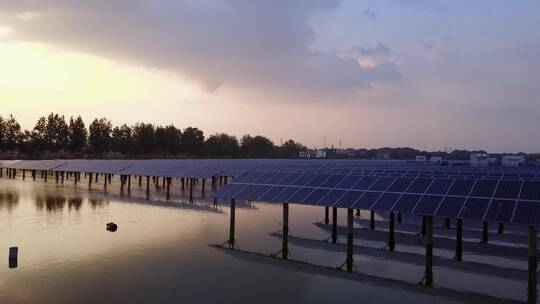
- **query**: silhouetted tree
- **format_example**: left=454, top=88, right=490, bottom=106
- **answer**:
left=132, top=123, right=155, bottom=155
left=68, top=116, right=87, bottom=153
left=32, top=116, right=47, bottom=152
left=45, top=113, right=69, bottom=153
left=89, top=118, right=112, bottom=154
left=206, top=133, right=239, bottom=156
left=0, top=116, right=6, bottom=151
left=240, top=135, right=275, bottom=157
left=111, top=124, right=133, bottom=155
left=280, top=139, right=305, bottom=158
left=181, top=127, right=204, bottom=155
left=154, top=125, right=181, bottom=155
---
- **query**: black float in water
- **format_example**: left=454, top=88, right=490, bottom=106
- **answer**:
left=9, top=247, right=18, bottom=268
left=106, top=222, right=118, bottom=232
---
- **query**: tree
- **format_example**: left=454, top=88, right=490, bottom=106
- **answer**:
left=4, top=115, right=21, bottom=151
left=32, top=116, right=47, bottom=152
left=45, top=113, right=69, bottom=153
left=111, top=124, right=133, bottom=155
left=0, top=116, right=5, bottom=151
left=240, top=135, right=275, bottom=157
left=280, top=139, right=305, bottom=158
left=205, top=133, right=239, bottom=156
left=181, top=127, right=204, bottom=155
left=154, top=125, right=181, bottom=155
left=89, top=118, right=112, bottom=154
left=68, top=116, right=88, bottom=153
left=132, top=123, right=155, bottom=155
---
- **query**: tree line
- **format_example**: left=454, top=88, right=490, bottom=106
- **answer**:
left=0, top=113, right=306, bottom=158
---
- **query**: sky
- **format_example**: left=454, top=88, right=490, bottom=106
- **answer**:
left=0, top=0, right=539, bottom=153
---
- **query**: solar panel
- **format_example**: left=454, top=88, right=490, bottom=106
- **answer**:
left=371, top=193, right=401, bottom=211
left=484, top=199, right=516, bottom=223
left=435, top=196, right=466, bottom=217
left=512, top=201, right=540, bottom=225
left=494, top=180, right=522, bottom=199
left=391, top=194, right=421, bottom=213
left=259, top=186, right=287, bottom=202
left=459, top=198, right=490, bottom=219
left=290, top=174, right=317, bottom=186
left=470, top=180, right=498, bottom=198
left=272, top=187, right=299, bottom=202
left=448, top=179, right=475, bottom=196
left=277, top=173, right=302, bottom=185
left=236, top=185, right=260, bottom=200
left=252, top=172, right=278, bottom=184
left=318, top=189, right=347, bottom=206
left=249, top=185, right=273, bottom=201
left=304, top=174, right=331, bottom=187
left=406, top=178, right=432, bottom=194
left=412, top=195, right=443, bottom=215
left=369, top=177, right=395, bottom=191
left=520, top=181, right=540, bottom=200
left=353, top=192, right=382, bottom=209
left=334, top=191, right=364, bottom=208
left=335, top=175, right=362, bottom=189
left=265, top=172, right=289, bottom=185
left=319, top=175, right=346, bottom=188
left=387, top=178, right=414, bottom=192
left=302, top=188, right=331, bottom=205
left=426, top=179, right=453, bottom=195
left=352, top=176, right=379, bottom=190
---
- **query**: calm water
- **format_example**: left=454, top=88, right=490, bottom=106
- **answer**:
left=0, top=176, right=529, bottom=303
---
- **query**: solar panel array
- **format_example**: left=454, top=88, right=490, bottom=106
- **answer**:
left=213, top=171, right=540, bottom=226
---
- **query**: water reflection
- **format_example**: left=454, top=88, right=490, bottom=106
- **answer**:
left=35, top=196, right=67, bottom=212
left=89, top=198, right=107, bottom=209
left=0, top=191, right=19, bottom=211
left=68, top=197, right=83, bottom=211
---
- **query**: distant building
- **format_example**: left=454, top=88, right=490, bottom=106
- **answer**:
left=415, top=156, right=427, bottom=162
left=430, top=156, right=443, bottom=164
left=298, top=150, right=311, bottom=159
left=502, top=155, right=525, bottom=167
left=470, top=153, right=489, bottom=167
left=315, top=150, right=327, bottom=159
left=377, top=151, right=390, bottom=159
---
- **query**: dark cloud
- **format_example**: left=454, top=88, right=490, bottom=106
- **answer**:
left=0, top=0, right=400, bottom=95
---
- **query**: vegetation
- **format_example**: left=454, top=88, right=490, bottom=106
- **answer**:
left=0, top=113, right=306, bottom=159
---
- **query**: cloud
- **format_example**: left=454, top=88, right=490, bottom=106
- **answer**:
left=363, top=8, right=377, bottom=20
left=0, top=0, right=401, bottom=96
left=356, top=43, right=391, bottom=56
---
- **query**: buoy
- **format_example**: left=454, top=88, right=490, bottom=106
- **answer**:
left=106, top=222, right=118, bottom=232
left=9, top=247, right=18, bottom=268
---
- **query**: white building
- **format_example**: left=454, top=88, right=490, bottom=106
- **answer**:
left=298, top=150, right=311, bottom=159
left=470, top=153, right=490, bottom=167
left=415, top=156, right=426, bottom=162
left=315, top=150, right=327, bottom=159
left=502, top=155, right=525, bottom=167
left=430, top=156, right=443, bottom=164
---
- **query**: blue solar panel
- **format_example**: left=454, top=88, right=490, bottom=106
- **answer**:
left=232, top=172, right=255, bottom=183
left=435, top=197, right=466, bottom=217
left=369, top=177, right=395, bottom=191
left=484, top=199, right=516, bottom=223
left=412, top=195, right=443, bottom=215
left=214, top=183, right=239, bottom=198
left=448, top=179, right=475, bottom=196
left=426, top=179, right=453, bottom=195
left=391, top=194, right=421, bottom=213
left=319, top=175, right=346, bottom=188
left=236, top=184, right=260, bottom=200
left=272, top=187, right=299, bottom=202
left=318, top=189, right=347, bottom=206
left=371, top=193, right=401, bottom=211
left=258, top=186, right=287, bottom=202
left=304, top=174, right=331, bottom=187
left=291, top=174, right=317, bottom=186
left=494, top=180, right=521, bottom=199
left=520, top=181, right=540, bottom=200
left=249, top=185, right=273, bottom=201
left=512, top=201, right=540, bottom=225
left=470, top=180, right=498, bottom=198
left=387, top=178, right=414, bottom=192
left=252, top=172, right=278, bottom=184
left=334, top=191, right=364, bottom=208
left=353, top=192, right=382, bottom=209
left=302, top=188, right=330, bottom=205
left=352, top=176, right=379, bottom=190
left=459, top=198, right=490, bottom=219
left=287, top=187, right=314, bottom=204
left=265, top=173, right=289, bottom=185
left=277, top=173, right=302, bottom=185
left=406, top=178, right=432, bottom=194
left=335, top=175, right=363, bottom=189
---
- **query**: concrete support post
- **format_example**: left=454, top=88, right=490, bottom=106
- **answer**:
left=481, top=221, right=488, bottom=244
left=455, top=218, right=463, bottom=261
left=346, top=208, right=354, bottom=272
left=229, top=199, right=236, bottom=249
left=189, top=179, right=193, bottom=203
left=528, top=226, right=537, bottom=304
left=370, top=210, right=375, bottom=230
left=421, top=216, right=426, bottom=237
left=397, top=213, right=402, bottom=224
left=88, top=173, right=93, bottom=187
left=444, top=217, right=451, bottom=229
left=424, top=216, right=434, bottom=287
left=497, top=223, right=504, bottom=235
left=332, top=207, right=338, bottom=244
left=389, top=212, right=395, bottom=251
left=282, top=203, right=289, bottom=260
left=166, top=177, right=171, bottom=201
left=146, top=176, right=150, bottom=199
left=324, top=206, right=329, bottom=224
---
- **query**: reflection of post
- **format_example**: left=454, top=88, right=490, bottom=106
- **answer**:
left=332, top=207, right=337, bottom=244
left=282, top=203, right=289, bottom=260
left=528, top=225, right=537, bottom=304
left=455, top=219, right=463, bottom=261
left=229, top=199, right=236, bottom=249
left=346, top=208, right=354, bottom=272
left=424, top=216, right=434, bottom=287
